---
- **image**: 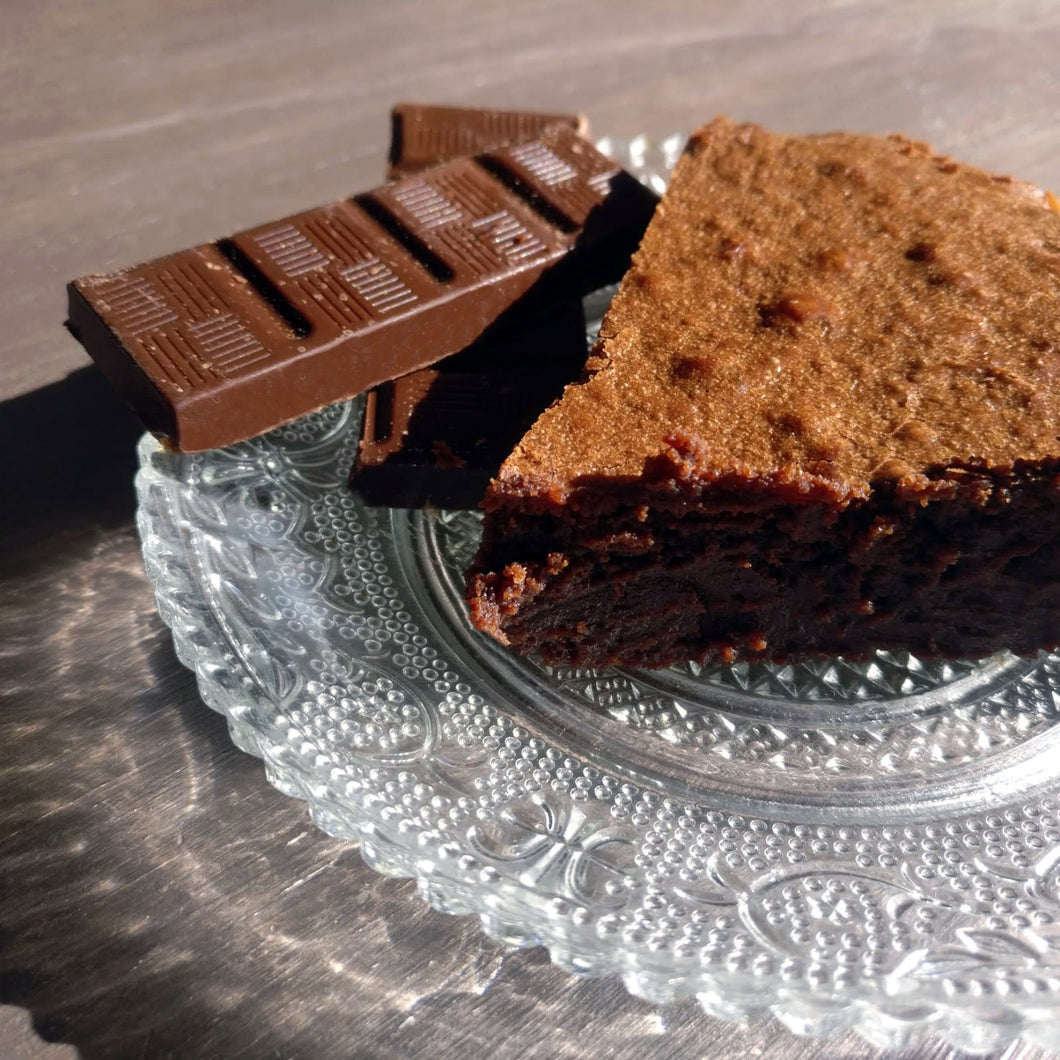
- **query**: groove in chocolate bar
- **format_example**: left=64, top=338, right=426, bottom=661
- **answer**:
left=352, top=194, right=457, bottom=283
left=215, top=238, right=313, bottom=338
left=473, top=156, right=580, bottom=233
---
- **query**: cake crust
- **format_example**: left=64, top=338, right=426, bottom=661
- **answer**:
left=467, top=119, right=1060, bottom=668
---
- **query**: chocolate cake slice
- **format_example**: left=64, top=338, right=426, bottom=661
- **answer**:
left=466, top=118, right=1060, bottom=669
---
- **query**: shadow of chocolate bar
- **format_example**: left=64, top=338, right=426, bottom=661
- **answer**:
left=352, top=301, right=587, bottom=508
left=67, top=125, right=657, bottom=452
left=388, top=103, right=590, bottom=178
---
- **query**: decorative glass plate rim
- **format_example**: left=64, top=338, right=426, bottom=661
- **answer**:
left=131, top=134, right=1060, bottom=1055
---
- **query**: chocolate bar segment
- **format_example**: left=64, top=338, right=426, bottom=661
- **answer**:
left=388, top=103, right=590, bottom=178
left=67, top=125, right=657, bottom=452
left=352, top=301, right=587, bottom=508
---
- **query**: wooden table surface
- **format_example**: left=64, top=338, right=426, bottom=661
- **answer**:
left=3, top=1, right=1060, bottom=1056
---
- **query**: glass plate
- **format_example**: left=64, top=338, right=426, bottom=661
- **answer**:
left=135, top=137, right=1060, bottom=1055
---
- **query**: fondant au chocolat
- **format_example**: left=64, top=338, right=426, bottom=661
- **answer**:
left=467, top=118, right=1060, bottom=668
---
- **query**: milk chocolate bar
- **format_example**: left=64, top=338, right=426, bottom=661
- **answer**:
left=388, top=103, right=590, bottom=178
left=351, top=301, right=587, bottom=508
left=67, top=125, right=657, bottom=452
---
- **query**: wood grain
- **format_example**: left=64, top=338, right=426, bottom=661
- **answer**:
left=4, top=0, right=1060, bottom=399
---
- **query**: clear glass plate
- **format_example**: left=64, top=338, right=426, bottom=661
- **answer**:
left=135, top=137, right=1060, bottom=1055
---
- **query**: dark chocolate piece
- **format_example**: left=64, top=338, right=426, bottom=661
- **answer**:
left=351, top=301, right=587, bottom=508
left=387, top=103, right=590, bottom=178
left=67, top=126, right=657, bottom=452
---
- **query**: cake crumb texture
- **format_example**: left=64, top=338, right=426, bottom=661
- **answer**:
left=495, top=118, right=1060, bottom=503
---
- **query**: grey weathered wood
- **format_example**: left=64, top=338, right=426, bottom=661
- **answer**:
left=3, top=1, right=1060, bottom=1057
left=4, top=0, right=1060, bottom=401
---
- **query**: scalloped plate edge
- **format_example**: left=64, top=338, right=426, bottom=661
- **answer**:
left=133, top=444, right=1060, bottom=1057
